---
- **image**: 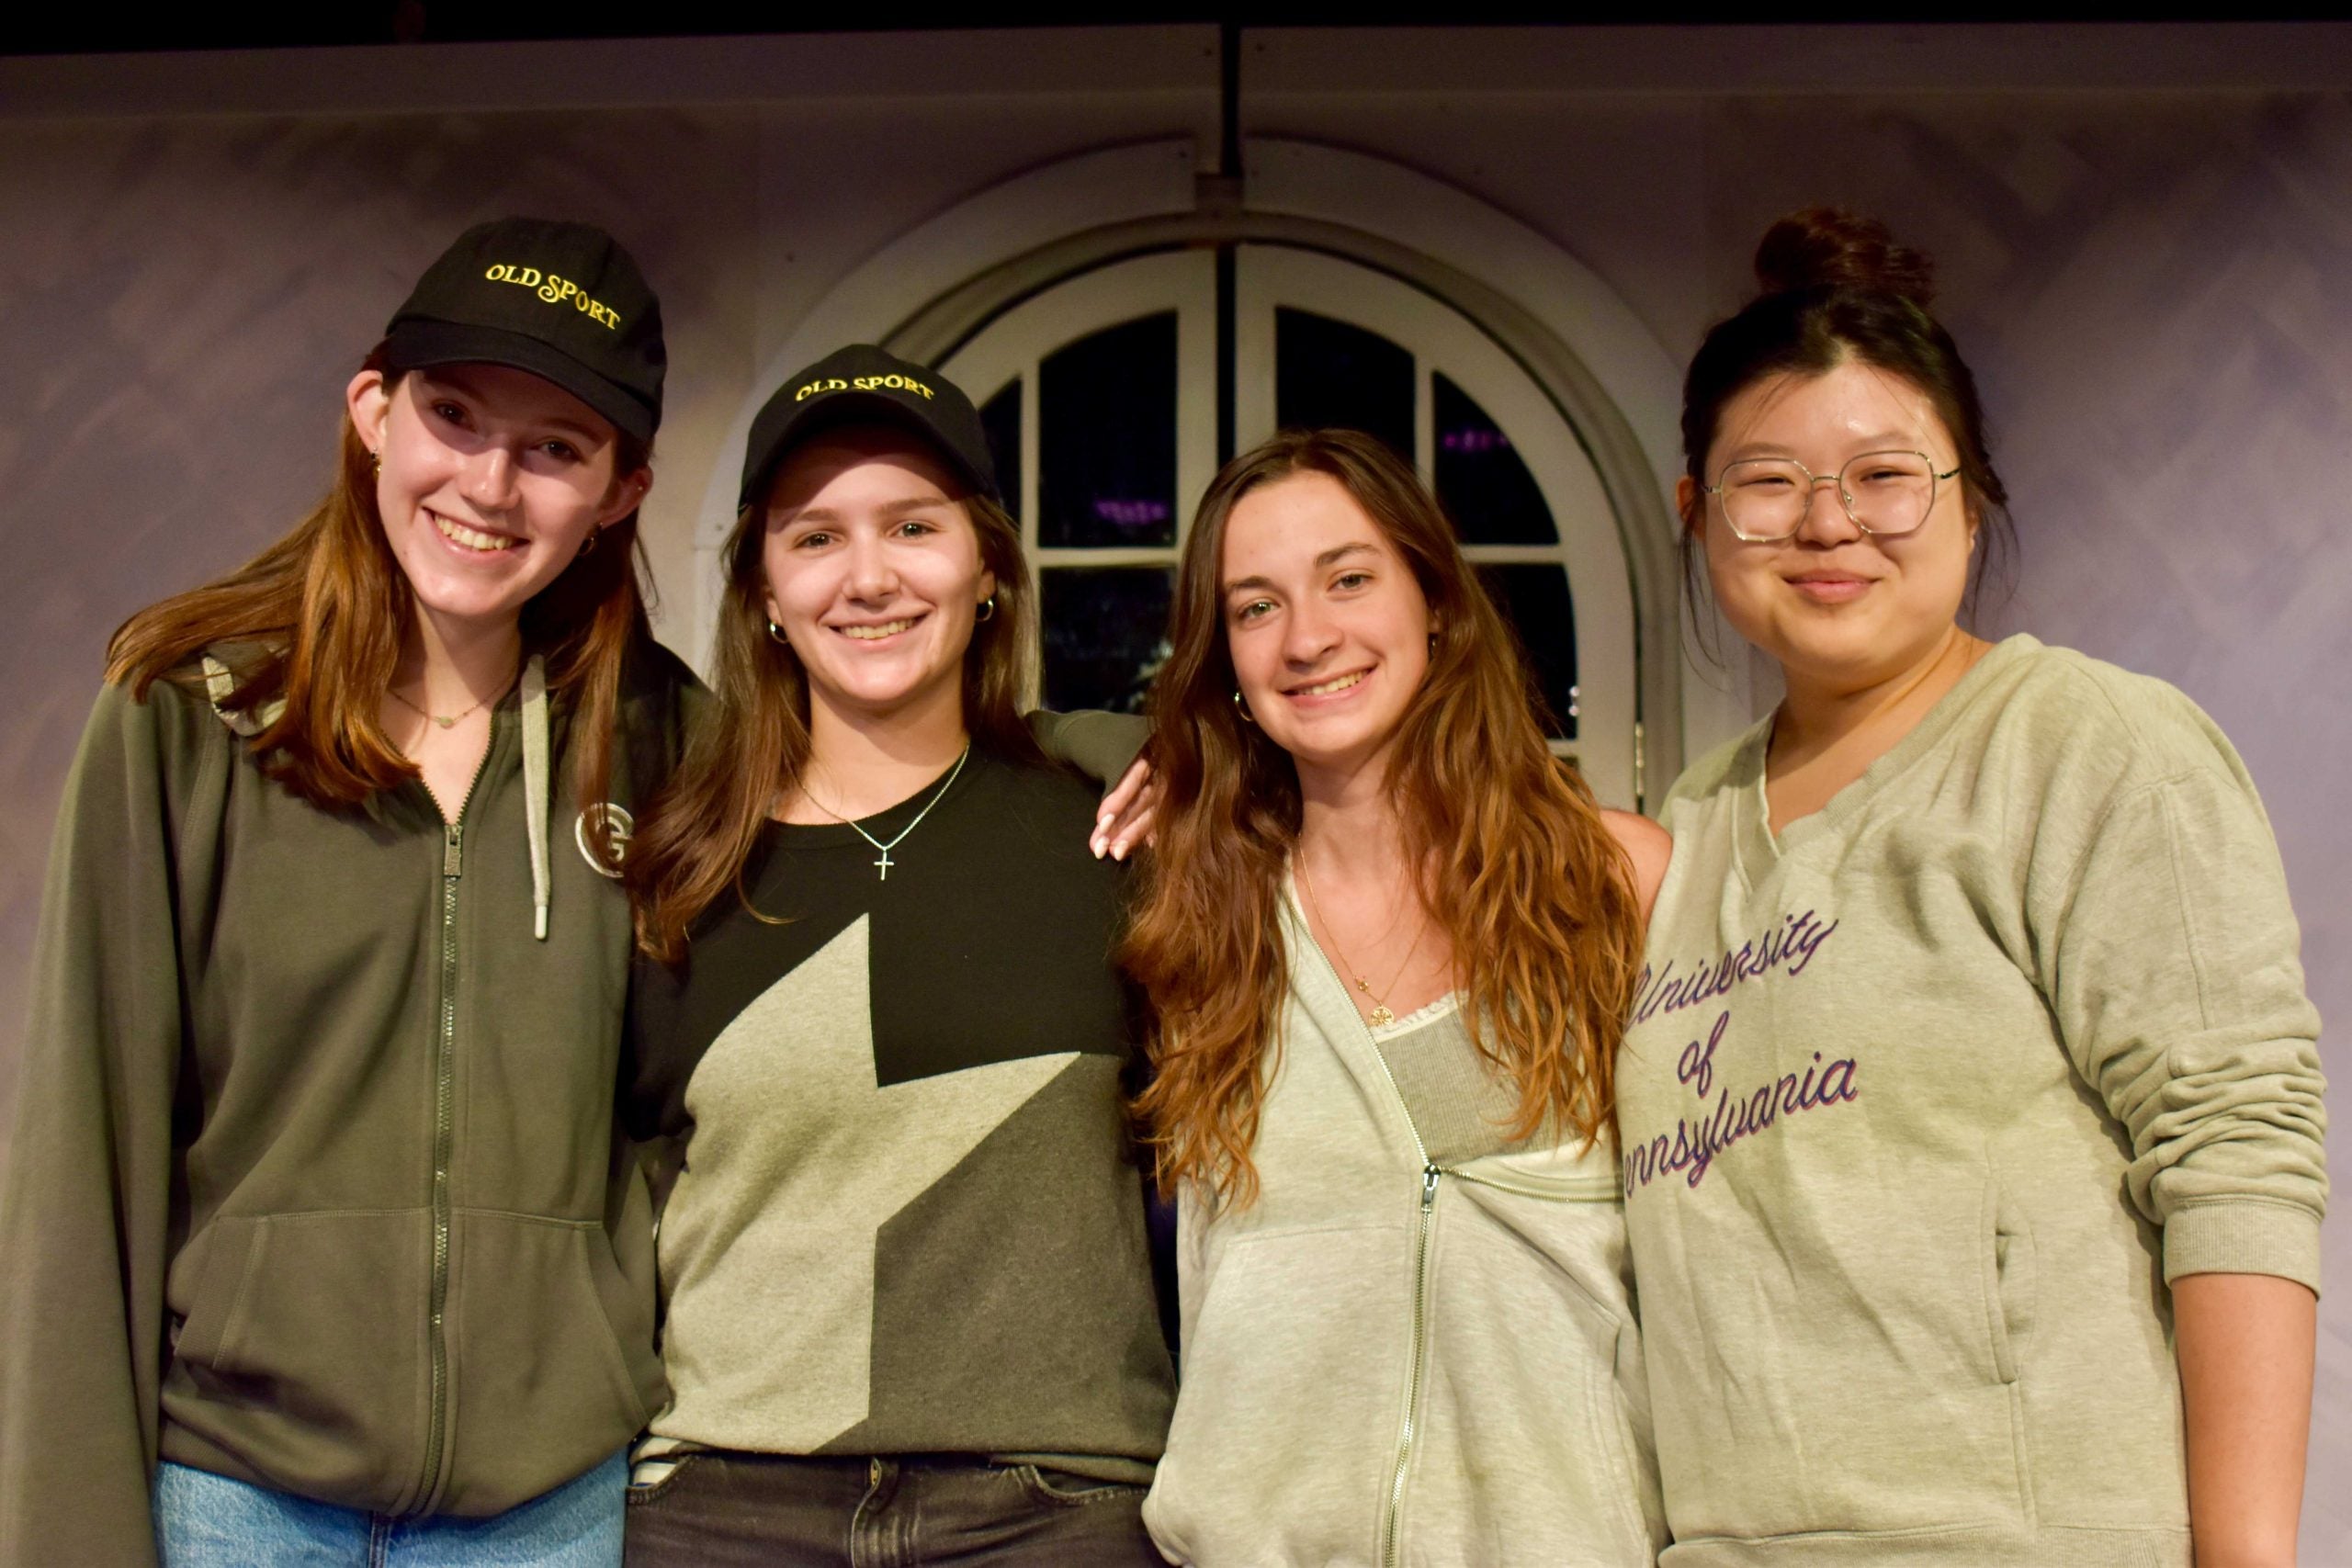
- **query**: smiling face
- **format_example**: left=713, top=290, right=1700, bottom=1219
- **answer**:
left=760, top=425, right=996, bottom=735
left=1220, top=470, right=1434, bottom=784
left=348, top=363, right=646, bottom=637
left=1685, top=356, right=1975, bottom=698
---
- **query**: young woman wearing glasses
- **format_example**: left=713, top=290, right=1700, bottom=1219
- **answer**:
left=1618, top=209, right=2324, bottom=1567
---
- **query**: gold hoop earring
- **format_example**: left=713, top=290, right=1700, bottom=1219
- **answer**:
left=976, top=595, right=997, bottom=624
left=578, top=528, right=599, bottom=558
left=1232, top=690, right=1255, bottom=726
left=766, top=620, right=789, bottom=645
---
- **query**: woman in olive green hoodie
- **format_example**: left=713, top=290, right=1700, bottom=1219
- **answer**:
left=0, top=218, right=691, bottom=1567
left=1618, top=209, right=2324, bottom=1567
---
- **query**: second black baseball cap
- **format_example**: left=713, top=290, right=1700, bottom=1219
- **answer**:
left=739, top=344, right=1000, bottom=511
left=383, top=217, right=665, bottom=444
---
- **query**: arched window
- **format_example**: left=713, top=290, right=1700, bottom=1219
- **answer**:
left=941, top=243, right=1639, bottom=805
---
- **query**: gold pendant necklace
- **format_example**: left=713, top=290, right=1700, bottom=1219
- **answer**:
left=1295, top=853, right=1430, bottom=1030
left=388, top=667, right=512, bottom=729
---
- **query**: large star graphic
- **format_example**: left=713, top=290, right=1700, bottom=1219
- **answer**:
left=652, top=915, right=1077, bottom=1450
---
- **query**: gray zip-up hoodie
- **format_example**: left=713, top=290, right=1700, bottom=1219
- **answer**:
left=1143, top=887, right=1666, bottom=1568
left=0, top=639, right=693, bottom=1568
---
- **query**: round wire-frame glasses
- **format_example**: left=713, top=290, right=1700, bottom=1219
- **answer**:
left=1702, top=450, right=1963, bottom=543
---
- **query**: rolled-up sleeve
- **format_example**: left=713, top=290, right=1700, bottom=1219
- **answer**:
left=2042, top=757, right=2326, bottom=1293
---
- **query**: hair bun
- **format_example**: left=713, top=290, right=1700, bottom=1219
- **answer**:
left=1753, top=208, right=1936, bottom=306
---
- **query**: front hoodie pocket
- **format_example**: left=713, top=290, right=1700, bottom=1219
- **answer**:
left=1645, top=1174, right=2033, bottom=1544
left=1147, top=1219, right=1414, bottom=1567
left=164, top=1210, right=435, bottom=1512
left=1978, top=1175, right=2037, bottom=1385
left=435, top=1210, right=659, bottom=1517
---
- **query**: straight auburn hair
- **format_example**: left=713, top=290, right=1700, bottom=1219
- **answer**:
left=625, top=465, right=1040, bottom=964
left=105, top=350, right=654, bottom=861
left=1124, top=429, right=1645, bottom=1208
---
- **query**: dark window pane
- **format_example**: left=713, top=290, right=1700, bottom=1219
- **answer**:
left=978, top=380, right=1021, bottom=517
left=1434, top=374, right=1557, bottom=545
left=1476, top=564, right=1578, bottom=740
left=1042, top=568, right=1175, bottom=715
left=1039, top=314, right=1178, bottom=547
left=1275, top=308, right=1414, bottom=462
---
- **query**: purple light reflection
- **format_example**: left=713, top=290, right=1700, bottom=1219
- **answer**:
left=1091, top=499, right=1172, bottom=528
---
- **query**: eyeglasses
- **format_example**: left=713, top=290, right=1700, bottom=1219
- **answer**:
left=1702, top=450, right=1962, bottom=543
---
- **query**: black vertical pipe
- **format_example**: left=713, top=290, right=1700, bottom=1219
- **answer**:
left=1214, top=18, right=1241, bottom=467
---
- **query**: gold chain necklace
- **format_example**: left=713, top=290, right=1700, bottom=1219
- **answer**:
left=1295, top=852, right=1431, bottom=1030
left=387, top=666, right=513, bottom=730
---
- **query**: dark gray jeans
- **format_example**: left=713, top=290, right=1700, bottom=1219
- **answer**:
left=622, top=1452, right=1165, bottom=1568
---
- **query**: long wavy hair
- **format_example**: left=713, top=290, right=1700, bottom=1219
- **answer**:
left=105, top=348, right=653, bottom=859
left=627, top=459, right=1040, bottom=964
left=1125, top=429, right=1645, bottom=1207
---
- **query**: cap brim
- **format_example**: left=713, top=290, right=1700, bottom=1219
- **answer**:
left=384, top=319, right=658, bottom=445
left=739, top=391, right=998, bottom=513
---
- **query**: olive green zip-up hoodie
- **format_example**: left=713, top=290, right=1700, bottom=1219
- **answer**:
left=0, top=639, right=694, bottom=1568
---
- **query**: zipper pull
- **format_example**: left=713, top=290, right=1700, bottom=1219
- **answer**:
left=1420, top=1165, right=1441, bottom=1211
left=443, top=822, right=463, bottom=878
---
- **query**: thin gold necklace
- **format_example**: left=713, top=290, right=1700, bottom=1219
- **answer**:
left=1295, top=852, right=1431, bottom=1030
left=388, top=665, right=513, bottom=729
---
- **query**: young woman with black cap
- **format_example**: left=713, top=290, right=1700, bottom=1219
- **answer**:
left=619, top=346, right=1174, bottom=1566
left=0, top=217, right=691, bottom=1566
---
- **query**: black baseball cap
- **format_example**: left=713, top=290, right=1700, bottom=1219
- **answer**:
left=382, top=217, right=665, bottom=445
left=739, top=344, right=1000, bottom=512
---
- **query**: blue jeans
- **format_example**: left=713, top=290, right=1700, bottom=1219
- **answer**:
left=154, top=1450, right=626, bottom=1567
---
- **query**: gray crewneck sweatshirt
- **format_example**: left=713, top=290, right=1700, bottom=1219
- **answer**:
left=1617, top=635, right=2326, bottom=1566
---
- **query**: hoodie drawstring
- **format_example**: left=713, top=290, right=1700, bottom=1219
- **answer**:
left=521, top=654, right=551, bottom=942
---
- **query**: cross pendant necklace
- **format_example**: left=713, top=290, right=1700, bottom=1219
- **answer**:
left=805, top=741, right=971, bottom=883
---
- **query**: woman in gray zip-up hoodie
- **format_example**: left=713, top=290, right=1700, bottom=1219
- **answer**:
left=0, top=218, right=689, bottom=1567
left=1125, top=430, right=1673, bottom=1568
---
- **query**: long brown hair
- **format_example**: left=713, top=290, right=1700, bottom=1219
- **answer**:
left=1125, top=429, right=1645, bottom=1207
left=626, top=465, right=1040, bottom=964
left=106, top=351, right=654, bottom=855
